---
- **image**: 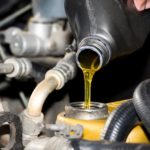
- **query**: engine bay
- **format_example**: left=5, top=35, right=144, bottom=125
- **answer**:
left=0, top=0, right=150, bottom=149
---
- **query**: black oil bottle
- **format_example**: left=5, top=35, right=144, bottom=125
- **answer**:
left=65, top=0, right=150, bottom=68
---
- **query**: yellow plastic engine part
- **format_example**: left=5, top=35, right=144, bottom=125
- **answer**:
left=57, top=112, right=106, bottom=140
left=56, top=100, right=149, bottom=143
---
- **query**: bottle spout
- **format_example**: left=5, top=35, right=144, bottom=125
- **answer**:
left=76, top=45, right=102, bottom=71
left=76, top=36, right=111, bottom=70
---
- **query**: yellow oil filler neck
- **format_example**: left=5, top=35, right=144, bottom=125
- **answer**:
left=56, top=100, right=149, bottom=143
left=56, top=102, right=108, bottom=140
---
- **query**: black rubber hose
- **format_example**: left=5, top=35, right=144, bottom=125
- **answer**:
left=71, top=140, right=150, bottom=150
left=0, top=112, right=23, bottom=150
left=101, top=101, right=139, bottom=142
left=133, top=79, right=150, bottom=135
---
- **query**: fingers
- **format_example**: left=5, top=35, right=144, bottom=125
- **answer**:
left=134, top=0, right=150, bottom=11
left=134, top=0, right=146, bottom=11
left=145, top=0, right=150, bottom=9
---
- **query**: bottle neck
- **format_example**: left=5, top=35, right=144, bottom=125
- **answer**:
left=76, top=36, right=111, bottom=69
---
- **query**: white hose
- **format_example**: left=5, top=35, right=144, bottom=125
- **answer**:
left=27, top=51, right=76, bottom=117
left=27, top=77, right=58, bottom=117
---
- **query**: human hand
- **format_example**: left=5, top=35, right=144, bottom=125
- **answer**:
left=134, top=0, right=150, bottom=11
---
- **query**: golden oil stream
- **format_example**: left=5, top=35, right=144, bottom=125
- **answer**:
left=80, top=55, right=100, bottom=109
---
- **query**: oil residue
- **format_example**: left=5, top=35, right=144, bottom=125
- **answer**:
left=78, top=50, right=100, bottom=109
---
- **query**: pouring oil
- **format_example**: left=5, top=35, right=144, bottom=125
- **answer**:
left=82, top=67, right=97, bottom=109
left=78, top=50, right=100, bottom=109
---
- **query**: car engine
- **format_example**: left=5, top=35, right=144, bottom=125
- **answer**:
left=0, top=0, right=150, bottom=149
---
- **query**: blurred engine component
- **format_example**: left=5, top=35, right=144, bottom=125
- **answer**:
left=2, top=0, right=71, bottom=57
left=5, top=20, right=71, bottom=57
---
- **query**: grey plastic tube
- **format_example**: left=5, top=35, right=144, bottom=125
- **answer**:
left=101, top=101, right=139, bottom=142
left=133, top=79, right=150, bottom=134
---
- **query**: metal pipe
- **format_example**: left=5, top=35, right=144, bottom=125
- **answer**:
left=0, top=63, right=14, bottom=74
left=29, top=56, right=61, bottom=66
left=0, top=4, right=32, bottom=28
left=19, top=91, right=28, bottom=108
left=0, top=45, right=7, bottom=60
